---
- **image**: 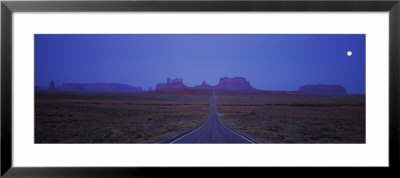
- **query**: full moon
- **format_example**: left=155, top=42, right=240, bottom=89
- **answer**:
left=347, top=51, right=352, bottom=56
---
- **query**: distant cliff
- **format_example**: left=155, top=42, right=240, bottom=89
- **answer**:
left=47, top=81, right=57, bottom=91
left=214, top=77, right=255, bottom=90
left=155, top=77, right=255, bottom=91
left=298, top=84, right=347, bottom=95
left=193, top=77, right=255, bottom=90
left=156, top=78, right=188, bottom=89
left=194, top=80, right=213, bottom=89
left=59, top=83, right=143, bottom=92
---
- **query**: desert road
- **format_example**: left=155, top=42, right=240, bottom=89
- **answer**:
left=170, top=91, right=255, bottom=143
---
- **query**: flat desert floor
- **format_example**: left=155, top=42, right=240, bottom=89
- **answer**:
left=35, top=89, right=365, bottom=143
left=35, top=91, right=211, bottom=143
left=216, top=90, right=365, bottom=143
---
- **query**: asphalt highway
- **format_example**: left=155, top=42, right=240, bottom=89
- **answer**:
left=171, top=91, right=254, bottom=143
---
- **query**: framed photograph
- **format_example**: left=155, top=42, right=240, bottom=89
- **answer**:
left=1, top=0, right=399, bottom=177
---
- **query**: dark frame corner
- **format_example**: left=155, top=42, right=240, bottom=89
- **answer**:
left=1, top=0, right=399, bottom=177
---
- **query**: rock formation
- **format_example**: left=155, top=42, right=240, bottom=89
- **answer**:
left=195, top=80, right=213, bottom=89
left=156, top=78, right=187, bottom=89
left=59, top=83, right=143, bottom=92
left=298, top=84, right=347, bottom=95
left=47, top=81, right=57, bottom=91
left=214, top=77, right=255, bottom=90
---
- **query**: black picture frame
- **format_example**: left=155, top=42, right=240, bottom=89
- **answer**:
left=1, top=0, right=399, bottom=177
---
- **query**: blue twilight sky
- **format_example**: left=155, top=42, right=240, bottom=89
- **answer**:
left=35, top=34, right=365, bottom=94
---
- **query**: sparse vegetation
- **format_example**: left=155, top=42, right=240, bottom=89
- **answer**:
left=216, top=92, right=365, bottom=143
left=35, top=89, right=366, bottom=143
left=35, top=92, right=210, bottom=143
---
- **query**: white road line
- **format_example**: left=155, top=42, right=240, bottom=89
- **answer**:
left=213, top=91, right=255, bottom=143
left=169, top=116, right=210, bottom=144
left=170, top=91, right=255, bottom=144
left=217, top=115, right=255, bottom=144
